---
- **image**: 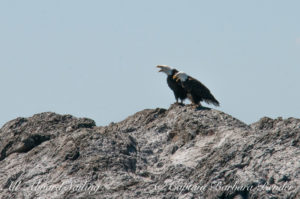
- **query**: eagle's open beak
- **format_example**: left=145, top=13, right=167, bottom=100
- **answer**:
left=156, top=65, right=163, bottom=72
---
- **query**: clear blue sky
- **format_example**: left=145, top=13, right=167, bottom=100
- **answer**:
left=1, top=0, right=300, bottom=127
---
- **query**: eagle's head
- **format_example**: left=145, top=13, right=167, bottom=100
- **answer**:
left=173, top=71, right=188, bottom=82
left=156, top=65, right=173, bottom=76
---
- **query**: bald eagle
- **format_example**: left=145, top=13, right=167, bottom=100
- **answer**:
left=157, top=65, right=187, bottom=104
left=173, top=72, right=219, bottom=106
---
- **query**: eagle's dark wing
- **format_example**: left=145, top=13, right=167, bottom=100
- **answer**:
left=187, top=76, right=219, bottom=106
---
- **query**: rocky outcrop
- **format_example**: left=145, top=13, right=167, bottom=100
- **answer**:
left=0, top=105, right=299, bottom=199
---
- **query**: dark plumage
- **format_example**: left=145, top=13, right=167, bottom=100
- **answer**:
left=157, top=65, right=187, bottom=103
left=167, top=69, right=187, bottom=103
left=174, top=72, right=219, bottom=106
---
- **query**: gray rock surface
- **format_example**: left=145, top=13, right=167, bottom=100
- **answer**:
left=0, top=105, right=299, bottom=199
